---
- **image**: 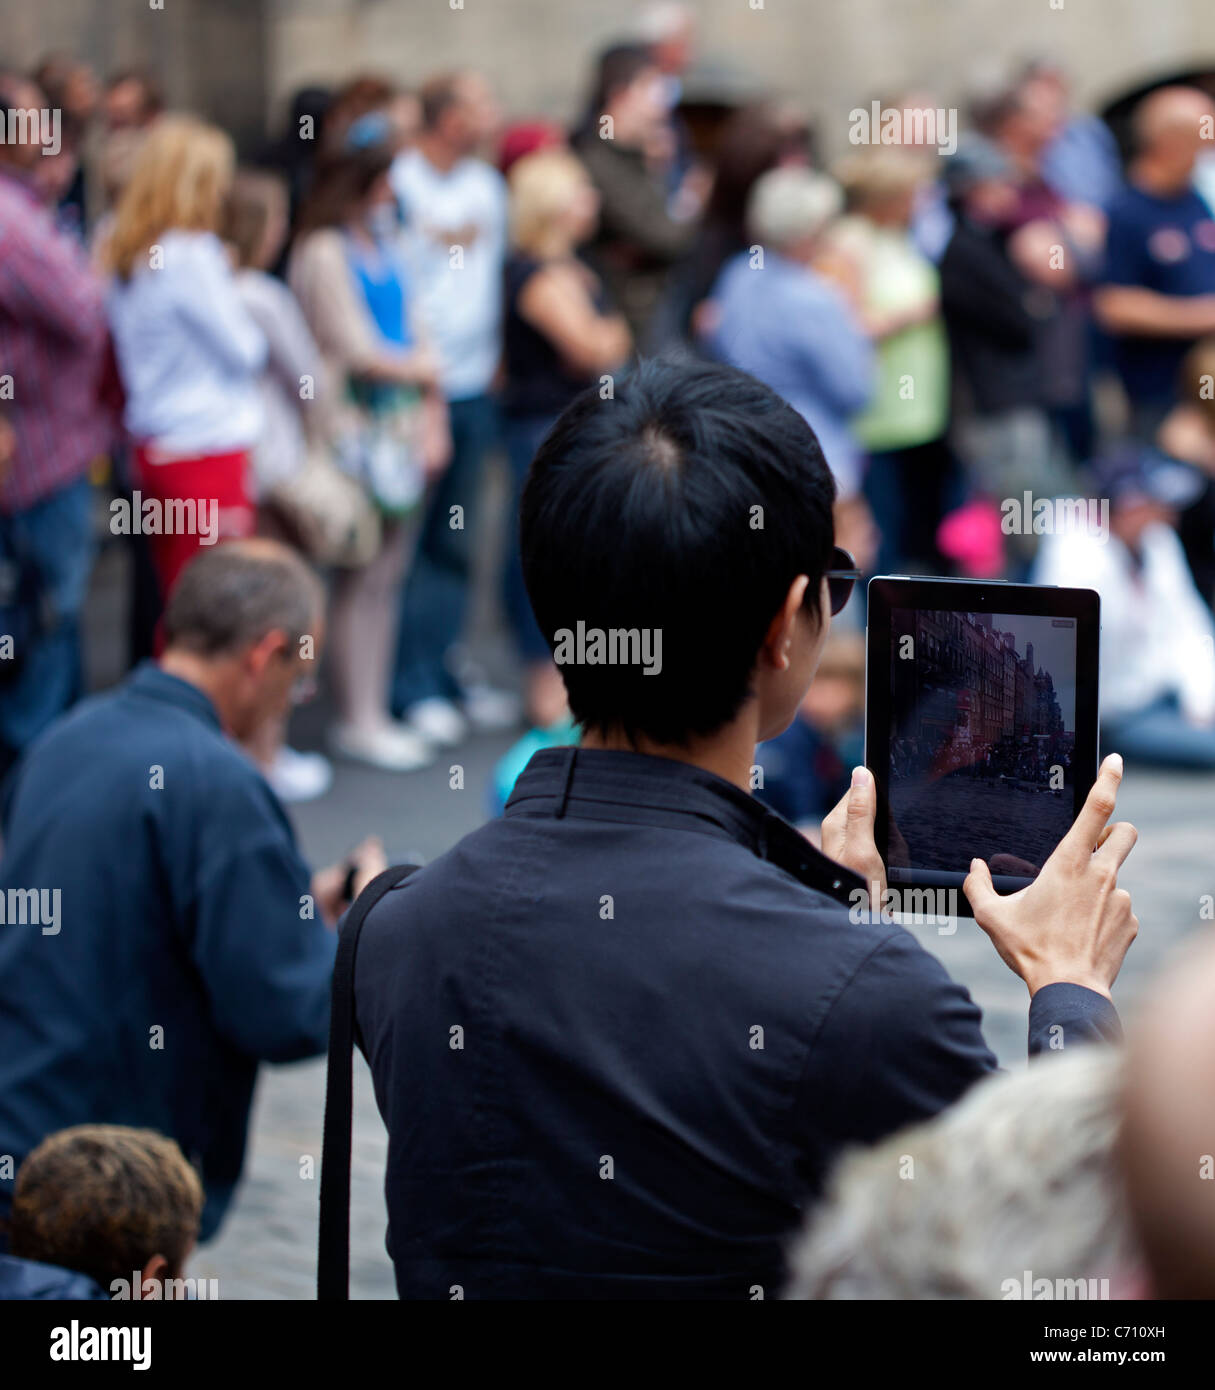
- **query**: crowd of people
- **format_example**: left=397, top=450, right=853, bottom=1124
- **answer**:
left=3, top=17, right=1215, bottom=809
left=0, top=1, right=1214, bottom=1307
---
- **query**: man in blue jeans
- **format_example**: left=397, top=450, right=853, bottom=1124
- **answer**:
left=0, top=69, right=112, bottom=774
left=390, top=72, right=517, bottom=744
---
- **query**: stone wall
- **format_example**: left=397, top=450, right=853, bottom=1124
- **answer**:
left=5, top=0, right=1213, bottom=154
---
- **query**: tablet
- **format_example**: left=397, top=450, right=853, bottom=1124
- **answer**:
left=865, top=577, right=1100, bottom=918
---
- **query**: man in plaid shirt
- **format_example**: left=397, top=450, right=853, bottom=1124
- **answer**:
left=0, top=71, right=111, bottom=772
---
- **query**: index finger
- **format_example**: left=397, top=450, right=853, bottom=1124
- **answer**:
left=1060, top=753, right=1123, bottom=858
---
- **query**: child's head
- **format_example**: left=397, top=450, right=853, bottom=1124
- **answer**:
left=8, top=1125, right=203, bottom=1293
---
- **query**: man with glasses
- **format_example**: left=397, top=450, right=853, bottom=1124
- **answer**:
left=0, top=540, right=383, bottom=1244
left=351, top=359, right=1138, bottom=1299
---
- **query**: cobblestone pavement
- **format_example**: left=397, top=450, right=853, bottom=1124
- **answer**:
left=191, top=746, right=1215, bottom=1300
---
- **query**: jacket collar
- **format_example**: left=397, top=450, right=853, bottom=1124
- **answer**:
left=127, top=660, right=223, bottom=732
left=505, top=746, right=864, bottom=908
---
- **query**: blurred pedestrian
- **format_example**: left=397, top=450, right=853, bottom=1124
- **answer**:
left=502, top=149, right=631, bottom=726
left=827, top=148, right=952, bottom=572
left=655, top=99, right=813, bottom=350
left=703, top=167, right=875, bottom=506
left=0, top=542, right=384, bottom=1243
left=226, top=167, right=336, bottom=802
left=573, top=44, right=698, bottom=348
left=0, top=70, right=112, bottom=775
left=389, top=71, right=517, bottom=746
left=103, top=115, right=267, bottom=603
left=1033, top=448, right=1215, bottom=768
left=290, top=141, right=447, bottom=770
left=1095, top=86, right=1215, bottom=438
left=939, top=135, right=1058, bottom=569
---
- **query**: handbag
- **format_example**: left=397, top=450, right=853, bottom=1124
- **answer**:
left=264, top=442, right=381, bottom=569
left=318, top=863, right=419, bottom=1301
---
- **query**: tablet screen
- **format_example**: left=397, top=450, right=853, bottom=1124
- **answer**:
left=886, top=608, right=1079, bottom=889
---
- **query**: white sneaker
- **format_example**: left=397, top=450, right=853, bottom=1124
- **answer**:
left=405, top=696, right=468, bottom=748
left=462, top=683, right=523, bottom=732
left=266, top=746, right=333, bottom=803
left=329, top=722, right=434, bottom=772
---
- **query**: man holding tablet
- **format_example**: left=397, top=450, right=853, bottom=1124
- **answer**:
left=348, top=360, right=1138, bottom=1299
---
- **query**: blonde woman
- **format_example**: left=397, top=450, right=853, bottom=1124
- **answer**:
left=502, top=149, right=630, bottom=726
left=103, top=115, right=266, bottom=602
left=825, top=148, right=951, bottom=574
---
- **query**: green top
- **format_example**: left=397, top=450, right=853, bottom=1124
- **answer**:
left=828, top=216, right=950, bottom=452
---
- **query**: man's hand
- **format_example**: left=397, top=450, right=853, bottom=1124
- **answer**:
left=311, top=835, right=388, bottom=927
left=821, top=766, right=887, bottom=914
left=964, top=754, right=1139, bottom=999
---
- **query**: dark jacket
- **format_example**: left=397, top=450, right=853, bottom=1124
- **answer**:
left=574, top=134, right=693, bottom=347
left=355, top=747, right=1119, bottom=1299
left=940, top=216, right=1052, bottom=415
left=0, top=663, right=336, bottom=1241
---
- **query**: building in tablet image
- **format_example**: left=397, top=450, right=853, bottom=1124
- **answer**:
left=890, top=610, right=1073, bottom=790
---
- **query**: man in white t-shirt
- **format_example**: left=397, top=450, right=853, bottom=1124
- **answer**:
left=390, top=71, right=516, bottom=745
left=1032, top=448, right=1215, bottom=768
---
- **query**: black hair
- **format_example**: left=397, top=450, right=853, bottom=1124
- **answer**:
left=520, top=358, right=836, bottom=746
left=573, top=43, right=655, bottom=142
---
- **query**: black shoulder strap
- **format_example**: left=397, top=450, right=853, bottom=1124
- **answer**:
left=318, top=863, right=419, bottom=1300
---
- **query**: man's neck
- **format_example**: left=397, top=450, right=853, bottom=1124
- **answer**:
left=416, top=133, right=461, bottom=174
left=1131, top=157, right=1192, bottom=199
left=158, top=650, right=233, bottom=731
left=580, top=716, right=761, bottom=793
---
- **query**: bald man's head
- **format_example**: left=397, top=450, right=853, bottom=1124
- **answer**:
left=1121, top=934, right=1215, bottom=1298
left=1132, top=86, right=1215, bottom=181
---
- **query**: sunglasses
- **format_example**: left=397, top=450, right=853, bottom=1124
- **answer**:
left=825, top=546, right=861, bottom=616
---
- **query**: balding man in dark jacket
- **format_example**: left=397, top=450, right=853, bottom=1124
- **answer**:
left=0, top=542, right=382, bottom=1241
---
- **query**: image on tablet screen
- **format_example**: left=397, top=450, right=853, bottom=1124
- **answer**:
left=887, top=609, right=1077, bottom=881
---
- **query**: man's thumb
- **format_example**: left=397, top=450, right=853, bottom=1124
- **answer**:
left=846, top=766, right=874, bottom=825
left=963, top=857, right=998, bottom=914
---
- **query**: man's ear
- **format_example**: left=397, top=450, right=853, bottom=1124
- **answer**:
left=139, top=1253, right=169, bottom=1293
left=761, top=575, right=811, bottom=672
left=246, top=628, right=289, bottom=680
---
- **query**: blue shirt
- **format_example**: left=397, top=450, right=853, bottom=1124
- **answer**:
left=1041, top=114, right=1123, bottom=212
left=1101, top=182, right=1215, bottom=407
left=0, top=664, right=336, bottom=1240
left=705, top=250, right=874, bottom=496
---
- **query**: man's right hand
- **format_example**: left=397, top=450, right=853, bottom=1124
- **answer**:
left=964, top=754, right=1139, bottom=1000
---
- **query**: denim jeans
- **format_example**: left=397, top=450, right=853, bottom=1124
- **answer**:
left=0, top=475, right=95, bottom=764
left=1103, top=693, right=1215, bottom=771
left=392, top=394, right=501, bottom=711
